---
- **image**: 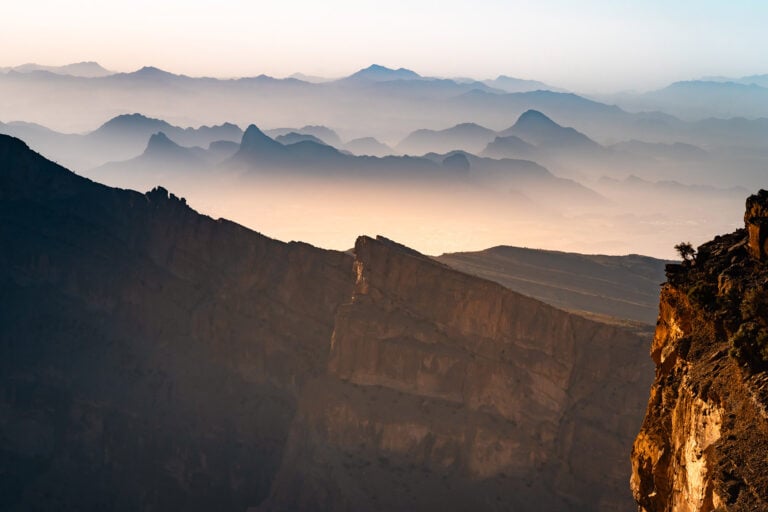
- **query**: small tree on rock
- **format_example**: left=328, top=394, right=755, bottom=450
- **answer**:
left=675, top=242, right=696, bottom=264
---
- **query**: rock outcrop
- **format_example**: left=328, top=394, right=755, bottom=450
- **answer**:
left=745, top=189, right=768, bottom=261
left=631, top=190, right=768, bottom=511
left=1, top=134, right=653, bottom=511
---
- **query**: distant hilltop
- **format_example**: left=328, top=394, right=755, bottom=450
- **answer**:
left=0, top=61, right=113, bottom=77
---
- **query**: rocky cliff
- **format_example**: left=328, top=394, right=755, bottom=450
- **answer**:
left=631, top=190, right=768, bottom=511
left=260, top=236, right=653, bottom=511
left=0, top=134, right=653, bottom=511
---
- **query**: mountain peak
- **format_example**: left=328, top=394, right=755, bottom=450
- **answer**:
left=130, top=66, right=177, bottom=79
left=239, top=124, right=286, bottom=153
left=346, top=64, right=421, bottom=82
left=145, top=131, right=180, bottom=154
left=514, top=110, right=559, bottom=129
left=97, top=113, right=171, bottom=133
left=501, top=110, right=599, bottom=150
left=453, top=122, right=485, bottom=130
left=61, top=61, right=111, bottom=75
left=442, top=152, right=470, bottom=172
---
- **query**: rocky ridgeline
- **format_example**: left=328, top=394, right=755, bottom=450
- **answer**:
left=631, top=190, right=768, bottom=511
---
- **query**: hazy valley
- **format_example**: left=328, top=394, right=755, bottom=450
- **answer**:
left=0, top=66, right=758, bottom=259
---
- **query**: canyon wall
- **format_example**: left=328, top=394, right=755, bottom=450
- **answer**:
left=261, top=236, right=653, bottom=511
left=0, top=134, right=653, bottom=511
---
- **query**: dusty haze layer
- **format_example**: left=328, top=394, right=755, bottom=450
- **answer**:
left=1, top=97, right=753, bottom=259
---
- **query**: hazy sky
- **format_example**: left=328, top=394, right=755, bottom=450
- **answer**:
left=2, top=0, right=767, bottom=91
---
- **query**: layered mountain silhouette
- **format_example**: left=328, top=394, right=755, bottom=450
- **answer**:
left=611, top=139, right=706, bottom=158
left=232, top=124, right=293, bottom=161
left=482, top=75, right=565, bottom=93
left=212, top=124, right=604, bottom=208
left=4, top=63, right=768, bottom=165
left=481, top=135, right=538, bottom=159
left=701, top=73, right=768, bottom=88
left=0, top=134, right=653, bottom=511
left=499, top=109, right=601, bottom=151
left=0, top=113, right=243, bottom=169
left=97, top=132, right=211, bottom=173
left=603, top=80, right=768, bottom=119
left=92, top=113, right=243, bottom=149
left=0, top=61, right=113, bottom=77
left=275, top=132, right=327, bottom=146
left=265, top=125, right=342, bottom=146
left=75, top=117, right=608, bottom=216
left=397, top=122, right=498, bottom=154
left=4, top=61, right=768, bottom=192
left=343, top=136, right=393, bottom=156
left=398, top=110, right=602, bottom=158
left=227, top=124, right=438, bottom=176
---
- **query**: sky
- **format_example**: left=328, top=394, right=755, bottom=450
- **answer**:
left=2, top=0, right=767, bottom=92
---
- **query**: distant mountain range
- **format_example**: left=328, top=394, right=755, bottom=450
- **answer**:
left=482, top=135, right=537, bottom=159
left=481, top=75, right=566, bottom=93
left=397, top=123, right=498, bottom=154
left=97, top=131, right=214, bottom=176
left=0, top=62, right=618, bottom=141
left=1, top=58, right=768, bottom=191
left=5, top=105, right=767, bottom=194
left=0, top=61, right=113, bottom=77
left=265, top=125, right=342, bottom=147
left=391, top=108, right=768, bottom=189
left=700, top=73, right=768, bottom=88
left=499, top=109, right=600, bottom=150
left=78, top=116, right=605, bottom=216
left=4, top=100, right=768, bottom=197
left=397, top=110, right=602, bottom=157
left=4, top=61, right=768, bottom=125
left=0, top=113, right=243, bottom=170
left=599, top=80, right=768, bottom=120
left=343, top=137, right=393, bottom=157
